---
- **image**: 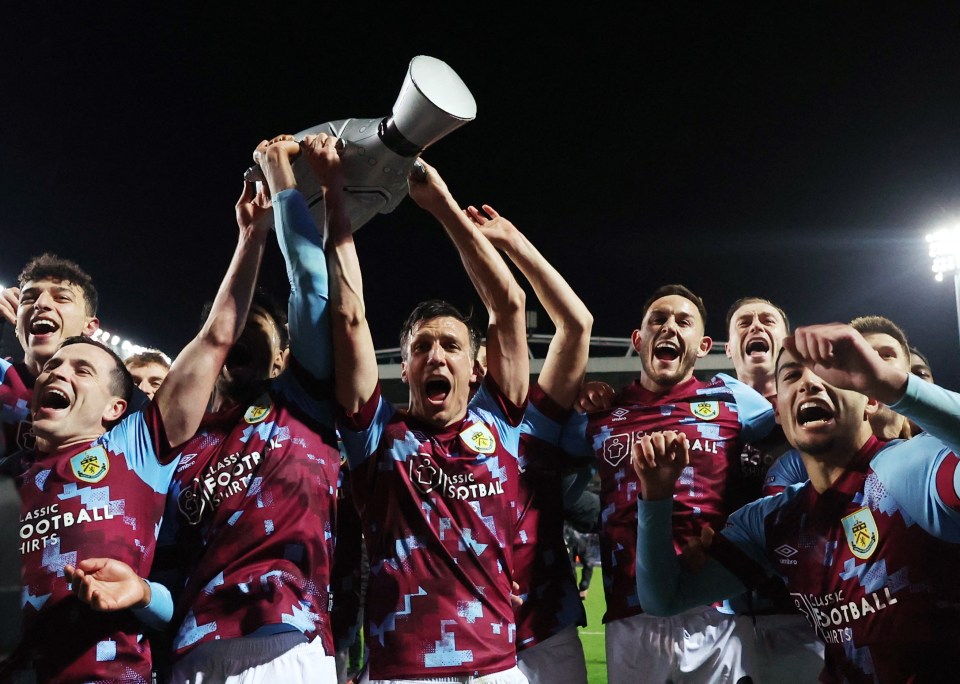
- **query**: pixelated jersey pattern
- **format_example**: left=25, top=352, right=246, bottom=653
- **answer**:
left=161, top=383, right=340, bottom=658
left=340, top=381, right=524, bottom=679
left=13, top=404, right=171, bottom=682
left=584, top=375, right=767, bottom=623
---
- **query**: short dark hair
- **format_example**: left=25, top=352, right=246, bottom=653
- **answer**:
left=909, top=346, right=930, bottom=367
left=724, top=297, right=791, bottom=335
left=59, top=336, right=133, bottom=404
left=19, top=253, right=98, bottom=316
left=200, top=287, right=289, bottom=350
left=399, top=299, right=482, bottom=362
left=124, top=350, right=171, bottom=370
left=641, top=284, right=707, bottom=329
left=849, top=315, right=909, bottom=361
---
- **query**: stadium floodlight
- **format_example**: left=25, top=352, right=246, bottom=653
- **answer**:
left=926, top=225, right=960, bottom=348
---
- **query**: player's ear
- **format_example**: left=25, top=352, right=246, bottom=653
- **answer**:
left=631, top=329, right=642, bottom=354
left=724, top=340, right=733, bottom=359
left=103, top=398, right=127, bottom=424
left=401, top=361, right=408, bottom=385
left=83, top=317, right=100, bottom=337
left=697, top=336, right=713, bottom=357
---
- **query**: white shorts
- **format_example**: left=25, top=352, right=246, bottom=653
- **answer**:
left=516, top=624, right=587, bottom=684
left=605, top=607, right=757, bottom=684
left=361, top=664, right=528, bottom=684
left=752, top=613, right=824, bottom=683
left=169, top=632, right=337, bottom=684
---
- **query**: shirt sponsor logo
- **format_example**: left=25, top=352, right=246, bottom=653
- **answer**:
left=244, top=394, right=273, bottom=424
left=409, top=454, right=504, bottom=500
left=791, top=588, right=897, bottom=644
left=70, top=446, right=110, bottom=484
left=691, top=401, right=719, bottom=420
left=178, top=450, right=263, bottom=524
left=16, top=420, right=35, bottom=451
left=841, top=507, right=878, bottom=560
left=610, top=408, right=630, bottom=422
left=459, top=422, right=496, bottom=454
left=19, top=502, right=115, bottom=554
left=602, top=433, right=631, bottom=467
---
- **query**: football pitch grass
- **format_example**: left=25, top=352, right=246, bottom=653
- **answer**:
left=576, top=569, right=608, bottom=683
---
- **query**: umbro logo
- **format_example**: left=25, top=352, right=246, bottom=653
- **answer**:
left=611, top=408, right=629, bottom=422
left=775, top=544, right=798, bottom=564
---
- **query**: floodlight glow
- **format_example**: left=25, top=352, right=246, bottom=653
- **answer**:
left=926, top=226, right=960, bottom=281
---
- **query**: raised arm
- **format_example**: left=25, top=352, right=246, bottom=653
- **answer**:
left=467, top=204, right=592, bottom=409
left=408, top=161, right=528, bottom=406
left=259, top=134, right=332, bottom=382
left=318, top=134, right=378, bottom=413
left=153, top=180, right=270, bottom=447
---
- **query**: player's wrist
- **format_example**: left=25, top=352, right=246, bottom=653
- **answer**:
left=136, top=577, right=151, bottom=609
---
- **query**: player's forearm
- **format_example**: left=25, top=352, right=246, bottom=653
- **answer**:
left=274, top=188, right=332, bottom=381
left=327, top=232, right=377, bottom=413
left=635, top=499, right=744, bottom=614
left=431, top=200, right=527, bottom=317
left=890, top=374, right=960, bottom=453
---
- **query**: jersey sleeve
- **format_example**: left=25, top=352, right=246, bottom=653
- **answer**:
left=273, top=188, right=333, bottom=383
left=557, top=411, right=594, bottom=462
left=889, top=374, right=960, bottom=454
left=634, top=498, right=748, bottom=615
left=716, top=373, right=775, bottom=442
left=871, top=434, right=960, bottom=542
left=101, top=402, right=178, bottom=491
left=763, top=448, right=808, bottom=495
left=336, top=382, right=396, bottom=471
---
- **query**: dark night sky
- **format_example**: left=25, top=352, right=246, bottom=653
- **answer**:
left=4, top=4, right=960, bottom=384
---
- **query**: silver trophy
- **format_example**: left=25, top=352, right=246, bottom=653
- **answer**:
left=245, top=55, right=476, bottom=232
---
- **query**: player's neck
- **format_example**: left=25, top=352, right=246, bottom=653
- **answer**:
left=638, top=372, right=693, bottom=394
left=741, top=370, right=776, bottom=402
left=801, top=434, right=871, bottom=493
left=24, top=351, right=45, bottom=378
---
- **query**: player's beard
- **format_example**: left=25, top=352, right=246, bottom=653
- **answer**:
left=640, top=349, right=697, bottom=388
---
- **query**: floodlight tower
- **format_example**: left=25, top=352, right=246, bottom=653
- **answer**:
left=926, top=226, right=960, bottom=349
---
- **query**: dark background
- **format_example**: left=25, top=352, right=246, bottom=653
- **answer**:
left=3, top=3, right=960, bottom=384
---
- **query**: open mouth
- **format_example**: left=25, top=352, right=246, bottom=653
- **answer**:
left=654, top=342, right=680, bottom=362
left=30, top=318, right=59, bottom=337
left=797, top=401, right=834, bottom=427
left=39, top=387, right=71, bottom=411
left=745, top=338, right=769, bottom=358
left=425, top=377, right=451, bottom=403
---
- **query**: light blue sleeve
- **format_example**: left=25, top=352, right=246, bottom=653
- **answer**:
left=716, top=373, right=775, bottom=443
left=100, top=411, right=178, bottom=494
left=870, top=435, right=960, bottom=542
left=889, top=374, right=960, bottom=454
left=132, top=579, right=174, bottom=629
left=558, top=411, right=594, bottom=461
left=520, top=400, right=561, bottom=446
left=635, top=498, right=748, bottom=615
left=764, top=449, right=808, bottom=493
left=337, top=394, right=396, bottom=470
left=273, top=188, right=332, bottom=382
left=471, top=383, right=522, bottom=458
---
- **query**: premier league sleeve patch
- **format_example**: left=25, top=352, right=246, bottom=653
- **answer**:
left=842, top=507, right=879, bottom=560
left=691, top=401, right=719, bottom=420
left=459, top=422, right=497, bottom=454
left=70, top=445, right=110, bottom=484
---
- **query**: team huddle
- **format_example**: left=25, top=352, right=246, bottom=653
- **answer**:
left=1, top=132, right=958, bottom=684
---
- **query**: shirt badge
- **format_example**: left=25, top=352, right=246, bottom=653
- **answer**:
left=459, top=423, right=496, bottom=454
left=70, top=445, right=110, bottom=484
left=842, top=507, right=879, bottom=560
left=691, top=401, right=719, bottom=421
left=602, top=433, right=631, bottom=467
left=244, top=394, right=273, bottom=424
